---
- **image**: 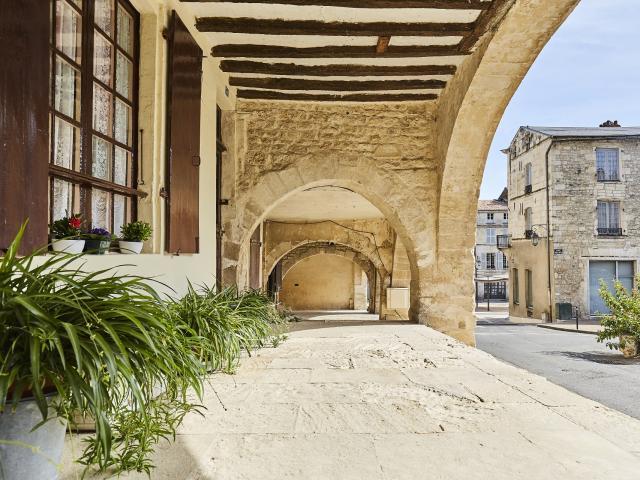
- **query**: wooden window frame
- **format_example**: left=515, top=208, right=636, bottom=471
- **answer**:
left=48, top=0, right=145, bottom=232
left=512, top=268, right=519, bottom=305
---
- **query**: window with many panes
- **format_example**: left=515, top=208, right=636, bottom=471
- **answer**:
left=486, top=228, right=496, bottom=245
left=596, top=148, right=619, bottom=182
left=49, top=0, right=139, bottom=233
left=487, top=212, right=494, bottom=222
left=485, top=253, right=496, bottom=270
left=597, top=200, right=621, bottom=236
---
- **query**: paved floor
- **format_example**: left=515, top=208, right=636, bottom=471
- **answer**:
left=476, top=324, right=640, bottom=420
left=63, top=322, right=640, bottom=479
left=295, top=310, right=380, bottom=321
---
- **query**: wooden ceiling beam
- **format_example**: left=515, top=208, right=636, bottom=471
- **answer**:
left=237, top=90, right=438, bottom=101
left=195, top=17, right=474, bottom=36
left=458, top=0, right=512, bottom=52
left=219, top=60, right=457, bottom=76
left=376, top=36, right=391, bottom=54
left=229, top=76, right=446, bottom=90
left=182, top=0, right=491, bottom=8
left=212, top=43, right=462, bottom=58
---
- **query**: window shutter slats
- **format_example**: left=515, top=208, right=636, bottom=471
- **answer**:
left=165, top=11, right=202, bottom=254
left=0, top=1, right=50, bottom=253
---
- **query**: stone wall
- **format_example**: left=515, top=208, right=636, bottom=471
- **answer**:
left=550, top=138, right=640, bottom=318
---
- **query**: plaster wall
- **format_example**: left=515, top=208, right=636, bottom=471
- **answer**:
left=280, top=255, right=355, bottom=310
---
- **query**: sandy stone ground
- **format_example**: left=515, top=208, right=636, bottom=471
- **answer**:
left=62, top=322, right=640, bottom=479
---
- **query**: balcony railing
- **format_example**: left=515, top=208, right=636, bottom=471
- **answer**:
left=596, top=169, right=620, bottom=182
left=524, top=229, right=534, bottom=239
left=524, top=184, right=532, bottom=194
left=497, top=234, right=512, bottom=249
left=597, top=227, right=623, bottom=237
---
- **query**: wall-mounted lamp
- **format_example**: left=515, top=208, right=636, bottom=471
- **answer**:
left=530, top=224, right=548, bottom=246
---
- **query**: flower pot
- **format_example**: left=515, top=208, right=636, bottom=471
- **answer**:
left=51, top=238, right=85, bottom=254
left=0, top=397, right=67, bottom=480
left=119, top=240, right=143, bottom=254
left=619, top=335, right=638, bottom=358
left=84, top=238, right=111, bottom=254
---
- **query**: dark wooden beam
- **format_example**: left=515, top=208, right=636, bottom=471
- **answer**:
left=229, top=77, right=446, bottom=90
left=183, top=0, right=491, bottom=8
left=219, top=60, right=457, bottom=76
left=212, top=43, right=462, bottom=58
left=237, top=90, right=438, bottom=101
left=196, top=17, right=474, bottom=36
left=459, top=0, right=512, bottom=52
left=376, top=36, right=391, bottom=54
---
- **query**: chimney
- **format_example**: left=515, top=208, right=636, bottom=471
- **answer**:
left=599, top=120, right=621, bottom=127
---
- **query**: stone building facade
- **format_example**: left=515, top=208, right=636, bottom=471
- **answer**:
left=475, top=193, right=509, bottom=301
left=505, top=126, right=640, bottom=321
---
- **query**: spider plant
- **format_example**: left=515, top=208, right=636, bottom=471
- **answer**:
left=0, top=222, right=205, bottom=474
left=167, top=284, right=288, bottom=373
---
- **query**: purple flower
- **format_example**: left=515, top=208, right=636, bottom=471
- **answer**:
left=89, top=228, right=111, bottom=237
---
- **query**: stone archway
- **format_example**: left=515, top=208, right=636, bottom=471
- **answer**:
left=277, top=242, right=379, bottom=313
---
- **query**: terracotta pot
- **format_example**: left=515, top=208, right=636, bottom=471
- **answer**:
left=119, top=240, right=143, bottom=254
left=619, top=335, right=638, bottom=358
left=51, top=238, right=85, bottom=254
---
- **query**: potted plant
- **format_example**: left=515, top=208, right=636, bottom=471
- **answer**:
left=83, top=227, right=113, bottom=254
left=119, top=221, right=152, bottom=254
left=0, top=223, right=205, bottom=478
left=49, top=212, right=84, bottom=253
left=597, top=278, right=640, bottom=358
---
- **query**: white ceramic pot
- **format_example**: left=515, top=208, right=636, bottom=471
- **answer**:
left=119, top=240, right=143, bottom=254
left=51, top=239, right=85, bottom=254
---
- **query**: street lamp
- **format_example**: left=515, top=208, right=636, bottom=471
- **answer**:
left=530, top=224, right=547, bottom=246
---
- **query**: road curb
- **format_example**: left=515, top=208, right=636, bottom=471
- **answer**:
left=537, top=324, right=600, bottom=335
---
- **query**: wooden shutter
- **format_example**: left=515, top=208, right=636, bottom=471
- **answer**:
left=0, top=0, right=50, bottom=253
left=165, top=11, right=202, bottom=254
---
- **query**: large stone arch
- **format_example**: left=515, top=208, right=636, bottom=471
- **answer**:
left=223, top=156, right=438, bottom=326
left=425, top=0, right=580, bottom=342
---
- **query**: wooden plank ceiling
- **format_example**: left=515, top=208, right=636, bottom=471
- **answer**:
left=180, top=0, right=505, bottom=102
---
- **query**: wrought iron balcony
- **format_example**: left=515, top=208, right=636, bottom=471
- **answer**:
left=596, top=169, right=619, bottom=182
left=497, top=234, right=512, bottom=249
left=524, top=184, right=532, bottom=194
left=524, top=229, right=534, bottom=239
left=597, top=227, right=623, bottom=237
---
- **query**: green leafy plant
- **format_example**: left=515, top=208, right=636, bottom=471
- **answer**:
left=49, top=211, right=82, bottom=239
left=167, top=285, right=289, bottom=373
left=0, top=222, right=205, bottom=474
left=597, top=277, right=640, bottom=351
left=120, top=221, right=152, bottom=242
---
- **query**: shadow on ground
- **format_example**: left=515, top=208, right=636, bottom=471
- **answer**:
left=544, top=350, right=640, bottom=365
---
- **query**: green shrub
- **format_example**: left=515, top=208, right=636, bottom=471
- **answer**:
left=168, top=284, right=288, bottom=373
left=120, top=221, right=152, bottom=242
left=597, top=277, right=640, bottom=351
left=0, top=223, right=204, bottom=475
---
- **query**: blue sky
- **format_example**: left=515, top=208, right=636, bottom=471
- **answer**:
left=480, top=0, right=640, bottom=199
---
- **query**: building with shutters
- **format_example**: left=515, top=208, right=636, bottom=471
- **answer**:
left=502, top=125, right=640, bottom=322
left=1, top=0, right=581, bottom=346
left=475, top=190, right=509, bottom=302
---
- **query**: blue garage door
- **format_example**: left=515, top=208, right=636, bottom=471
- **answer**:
left=589, top=261, right=634, bottom=315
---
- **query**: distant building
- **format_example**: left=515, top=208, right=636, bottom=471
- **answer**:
left=502, top=124, right=640, bottom=322
left=475, top=189, right=509, bottom=301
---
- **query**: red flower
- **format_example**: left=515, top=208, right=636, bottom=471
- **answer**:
left=69, top=217, right=82, bottom=229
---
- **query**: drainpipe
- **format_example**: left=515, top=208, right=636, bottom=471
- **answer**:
left=545, top=142, right=554, bottom=323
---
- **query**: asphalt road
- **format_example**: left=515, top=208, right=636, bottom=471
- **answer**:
left=476, top=324, right=640, bottom=419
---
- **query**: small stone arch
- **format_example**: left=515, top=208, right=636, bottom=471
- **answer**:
left=277, top=242, right=380, bottom=313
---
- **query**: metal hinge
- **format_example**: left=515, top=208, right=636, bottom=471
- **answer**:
left=192, top=155, right=201, bottom=167
left=162, top=27, right=169, bottom=39
left=159, top=187, right=169, bottom=199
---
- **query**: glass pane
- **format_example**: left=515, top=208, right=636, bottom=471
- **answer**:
left=95, top=0, right=114, bottom=37
left=52, top=178, right=73, bottom=221
left=92, top=83, right=112, bottom=135
left=92, top=136, right=112, bottom=180
left=113, top=194, right=125, bottom=234
left=117, top=6, right=134, bottom=55
left=114, top=147, right=130, bottom=185
left=114, top=99, right=131, bottom=145
left=115, top=52, right=132, bottom=99
left=92, top=189, right=111, bottom=230
left=54, top=56, right=81, bottom=119
left=93, top=32, right=113, bottom=86
left=55, top=0, right=82, bottom=63
left=53, top=117, right=80, bottom=170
